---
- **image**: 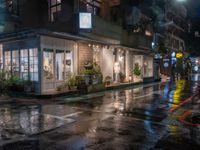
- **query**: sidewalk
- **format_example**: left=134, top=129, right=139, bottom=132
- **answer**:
left=0, top=95, right=11, bottom=103
left=36, top=79, right=161, bottom=98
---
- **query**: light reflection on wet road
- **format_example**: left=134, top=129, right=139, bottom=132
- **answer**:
left=0, top=78, right=200, bottom=150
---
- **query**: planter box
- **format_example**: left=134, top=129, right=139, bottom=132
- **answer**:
left=87, top=84, right=105, bottom=93
left=143, top=77, right=154, bottom=83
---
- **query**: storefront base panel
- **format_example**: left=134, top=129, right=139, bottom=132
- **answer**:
left=143, top=77, right=154, bottom=83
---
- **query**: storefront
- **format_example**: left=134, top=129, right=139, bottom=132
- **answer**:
left=0, top=30, right=155, bottom=94
left=0, top=33, right=78, bottom=94
left=40, top=36, right=77, bottom=92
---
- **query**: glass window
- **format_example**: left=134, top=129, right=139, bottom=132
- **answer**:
left=5, top=51, right=11, bottom=76
left=12, top=50, right=20, bottom=76
left=43, top=49, right=54, bottom=81
left=0, top=44, right=3, bottom=70
left=65, top=51, right=73, bottom=77
left=6, top=0, right=13, bottom=12
left=20, top=49, right=29, bottom=80
left=143, top=57, right=153, bottom=77
left=29, top=48, right=38, bottom=81
left=55, top=50, right=64, bottom=81
left=48, top=0, right=62, bottom=22
left=81, top=0, right=101, bottom=15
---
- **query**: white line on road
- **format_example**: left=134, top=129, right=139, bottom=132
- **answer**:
left=71, top=107, right=101, bottom=113
left=61, top=111, right=83, bottom=118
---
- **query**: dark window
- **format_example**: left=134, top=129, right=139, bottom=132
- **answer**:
left=48, top=0, right=62, bottom=22
left=6, top=0, right=13, bottom=12
left=80, top=0, right=102, bottom=15
left=5, top=0, right=19, bottom=16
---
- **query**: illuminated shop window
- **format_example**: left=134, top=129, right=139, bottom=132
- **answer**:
left=143, top=57, right=153, bottom=77
left=55, top=50, right=64, bottom=81
left=5, top=51, right=11, bottom=76
left=43, top=49, right=54, bottom=81
left=0, top=44, right=3, bottom=70
left=48, top=0, right=62, bottom=22
left=65, top=50, right=73, bottom=77
left=29, top=48, right=38, bottom=81
left=12, top=50, right=20, bottom=76
left=20, top=49, right=29, bottom=80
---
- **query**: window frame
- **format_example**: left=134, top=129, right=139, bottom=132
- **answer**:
left=48, top=0, right=62, bottom=22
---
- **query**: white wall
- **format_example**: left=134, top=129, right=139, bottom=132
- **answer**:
left=40, top=35, right=77, bottom=92
left=125, top=50, right=133, bottom=81
left=102, top=47, right=114, bottom=81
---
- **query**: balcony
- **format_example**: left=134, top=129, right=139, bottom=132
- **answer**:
left=79, top=15, right=122, bottom=43
left=122, top=32, right=153, bottom=50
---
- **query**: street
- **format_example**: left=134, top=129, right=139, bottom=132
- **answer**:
left=1, top=77, right=200, bottom=150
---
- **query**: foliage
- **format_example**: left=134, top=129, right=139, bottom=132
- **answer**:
left=65, top=74, right=78, bottom=89
left=81, top=69, right=96, bottom=75
left=133, top=63, right=141, bottom=77
left=0, top=70, right=31, bottom=93
left=0, top=70, right=6, bottom=93
left=82, top=62, right=102, bottom=76
left=5, top=75, right=24, bottom=91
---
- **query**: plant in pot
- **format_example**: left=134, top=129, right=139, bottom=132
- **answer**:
left=6, top=75, right=24, bottom=92
left=84, top=61, right=93, bottom=70
left=65, top=74, right=78, bottom=90
left=133, top=63, right=141, bottom=82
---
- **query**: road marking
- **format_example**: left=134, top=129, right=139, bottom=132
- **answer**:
left=168, top=96, right=194, bottom=113
left=72, top=107, right=101, bottom=113
left=62, top=111, right=83, bottom=118
left=44, top=114, right=75, bottom=122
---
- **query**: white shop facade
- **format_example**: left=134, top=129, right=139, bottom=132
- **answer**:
left=0, top=31, right=154, bottom=94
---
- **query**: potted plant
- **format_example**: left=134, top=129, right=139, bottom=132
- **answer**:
left=133, top=63, right=141, bottom=82
left=84, top=61, right=93, bottom=70
left=65, top=74, right=78, bottom=90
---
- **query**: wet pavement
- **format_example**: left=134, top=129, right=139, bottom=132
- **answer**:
left=1, top=76, right=200, bottom=150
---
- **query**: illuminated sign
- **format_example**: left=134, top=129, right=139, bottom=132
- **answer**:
left=164, top=62, right=169, bottom=68
left=171, top=52, right=176, bottom=58
left=79, top=13, right=92, bottom=29
left=176, top=53, right=183, bottom=58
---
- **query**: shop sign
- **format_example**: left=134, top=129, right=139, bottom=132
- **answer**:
left=176, top=53, right=183, bottom=58
left=164, top=62, right=169, bottom=68
left=79, top=13, right=92, bottom=29
left=171, top=52, right=176, bottom=58
left=154, top=54, right=162, bottom=59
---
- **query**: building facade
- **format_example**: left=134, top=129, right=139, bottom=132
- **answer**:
left=0, top=0, right=156, bottom=94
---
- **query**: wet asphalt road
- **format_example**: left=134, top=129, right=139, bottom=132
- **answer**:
left=1, top=77, right=200, bottom=150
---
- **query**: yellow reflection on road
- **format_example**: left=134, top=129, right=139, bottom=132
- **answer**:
left=171, top=80, right=186, bottom=108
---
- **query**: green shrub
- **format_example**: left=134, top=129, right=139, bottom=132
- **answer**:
left=65, top=74, right=78, bottom=89
left=133, top=63, right=141, bottom=77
